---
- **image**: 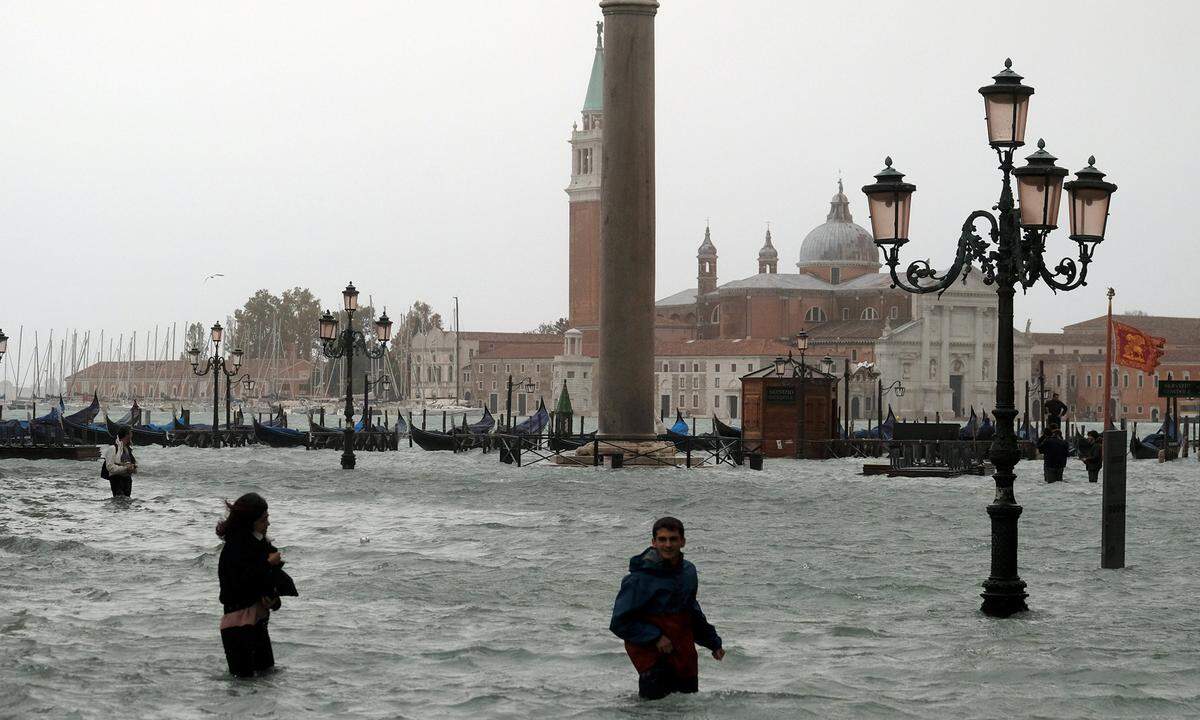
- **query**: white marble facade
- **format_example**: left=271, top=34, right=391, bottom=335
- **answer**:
left=873, top=271, right=1032, bottom=420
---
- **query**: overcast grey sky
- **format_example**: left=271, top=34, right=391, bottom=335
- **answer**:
left=2, top=1, right=1196, bottom=365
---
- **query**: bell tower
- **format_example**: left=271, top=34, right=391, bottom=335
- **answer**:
left=697, top=223, right=718, bottom=294
left=758, top=226, right=778, bottom=274
left=566, top=22, right=605, bottom=332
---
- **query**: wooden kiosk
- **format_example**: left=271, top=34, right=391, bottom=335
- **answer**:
left=741, top=353, right=839, bottom=458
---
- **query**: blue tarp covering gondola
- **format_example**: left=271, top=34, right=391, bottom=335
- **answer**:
left=511, top=400, right=549, bottom=434
left=467, top=407, right=495, bottom=435
left=64, top=393, right=101, bottom=425
left=395, top=413, right=408, bottom=434
left=252, top=418, right=307, bottom=448
left=976, top=410, right=995, bottom=441
left=958, top=407, right=979, bottom=440
left=852, top=406, right=896, bottom=440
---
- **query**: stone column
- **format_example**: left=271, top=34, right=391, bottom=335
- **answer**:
left=597, top=0, right=658, bottom=438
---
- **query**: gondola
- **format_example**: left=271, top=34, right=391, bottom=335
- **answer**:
left=64, top=393, right=101, bottom=425
left=958, top=408, right=980, bottom=440
left=410, top=424, right=459, bottom=452
left=1130, top=413, right=1180, bottom=460
left=510, top=401, right=550, bottom=435
left=713, top=415, right=741, bottom=438
left=853, top=406, right=896, bottom=440
left=252, top=418, right=308, bottom=448
left=976, top=412, right=995, bottom=441
left=549, top=431, right=597, bottom=452
left=106, top=414, right=173, bottom=447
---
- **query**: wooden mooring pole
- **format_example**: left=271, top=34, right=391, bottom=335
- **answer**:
left=1102, top=429, right=1127, bottom=569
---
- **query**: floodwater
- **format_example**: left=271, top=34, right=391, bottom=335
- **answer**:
left=1, top=445, right=1198, bottom=719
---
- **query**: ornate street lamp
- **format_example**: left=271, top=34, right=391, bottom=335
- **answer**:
left=362, top=373, right=393, bottom=431
left=0, top=328, right=7, bottom=362
left=795, top=331, right=809, bottom=460
left=505, top=375, right=538, bottom=430
left=773, top=356, right=787, bottom=377
left=319, top=286, right=390, bottom=469
left=820, top=355, right=835, bottom=375
left=188, top=322, right=242, bottom=447
left=861, top=59, right=1117, bottom=617
left=876, top=379, right=905, bottom=440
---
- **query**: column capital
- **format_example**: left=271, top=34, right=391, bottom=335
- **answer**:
left=600, top=0, right=659, bottom=14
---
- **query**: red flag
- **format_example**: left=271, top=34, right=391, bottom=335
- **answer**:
left=1112, top=321, right=1166, bottom=373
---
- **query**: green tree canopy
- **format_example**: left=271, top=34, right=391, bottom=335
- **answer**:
left=531, top=318, right=569, bottom=335
left=232, top=287, right=323, bottom=360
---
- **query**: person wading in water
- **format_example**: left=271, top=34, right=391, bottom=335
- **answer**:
left=216, top=493, right=297, bottom=678
left=102, top=426, right=136, bottom=497
left=610, top=517, right=725, bottom=700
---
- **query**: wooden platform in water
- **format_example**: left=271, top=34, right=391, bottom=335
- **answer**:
left=0, top=445, right=101, bottom=461
left=862, top=463, right=988, bottom=478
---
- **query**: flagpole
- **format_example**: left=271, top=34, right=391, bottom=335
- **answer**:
left=1103, top=288, right=1115, bottom=430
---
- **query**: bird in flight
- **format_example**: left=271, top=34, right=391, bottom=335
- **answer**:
left=203, top=273, right=225, bottom=282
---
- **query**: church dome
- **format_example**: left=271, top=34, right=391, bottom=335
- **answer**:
left=796, top=180, right=880, bottom=270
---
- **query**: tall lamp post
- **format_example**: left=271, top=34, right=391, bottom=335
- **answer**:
left=860, top=59, right=1117, bottom=616
left=505, top=375, right=537, bottom=430
left=188, top=323, right=243, bottom=448
left=795, top=331, right=808, bottom=459
left=319, top=283, right=392, bottom=469
left=362, top=373, right=392, bottom=430
left=225, top=374, right=254, bottom=428
left=877, top=379, right=905, bottom=432
left=0, top=329, right=6, bottom=421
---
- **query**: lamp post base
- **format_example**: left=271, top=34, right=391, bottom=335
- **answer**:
left=341, top=449, right=356, bottom=470
left=341, top=427, right=356, bottom=469
left=980, top=499, right=1028, bottom=617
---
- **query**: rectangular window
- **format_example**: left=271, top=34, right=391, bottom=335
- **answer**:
left=830, top=267, right=841, bottom=284
left=679, top=363, right=685, bottom=372
left=890, top=306, right=898, bottom=319
left=491, top=380, right=497, bottom=390
left=1154, top=374, right=1159, bottom=386
left=1086, top=375, right=1092, bottom=388
left=692, top=394, right=699, bottom=408
left=714, top=378, right=720, bottom=388
left=841, top=308, right=850, bottom=321
left=478, top=381, right=483, bottom=390
left=713, top=395, right=719, bottom=409
left=505, top=364, right=511, bottom=373
left=1123, top=373, right=1129, bottom=388
left=1069, top=374, right=1076, bottom=388
left=662, top=362, right=668, bottom=372
left=1122, top=405, right=1128, bottom=414
left=478, top=364, right=484, bottom=373
left=583, top=372, right=588, bottom=378
left=714, top=363, right=721, bottom=372
left=1097, top=373, right=1103, bottom=387
left=692, top=362, right=699, bottom=372
left=536, top=364, right=541, bottom=373
left=492, top=363, right=497, bottom=373
left=464, top=372, right=471, bottom=382
left=520, top=363, right=526, bottom=373
left=731, top=364, right=737, bottom=373
left=851, top=349, right=858, bottom=362
left=1138, top=405, right=1143, bottom=414
left=677, top=395, right=684, bottom=409
left=1138, top=373, right=1144, bottom=387
left=567, top=371, right=575, bottom=379
left=1056, top=374, right=1062, bottom=387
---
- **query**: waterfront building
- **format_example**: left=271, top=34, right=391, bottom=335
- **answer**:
left=63, top=358, right=312, bottom=401
left=1030, top=315, right=1200, bottom=421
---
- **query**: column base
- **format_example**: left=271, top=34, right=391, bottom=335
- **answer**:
left=980, top=580, right=1028, bottom=617
left=980, top=499, right=1028, bottom=617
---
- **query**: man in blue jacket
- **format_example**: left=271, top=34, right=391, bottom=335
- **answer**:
left=610, top=517, right=725, bottom=699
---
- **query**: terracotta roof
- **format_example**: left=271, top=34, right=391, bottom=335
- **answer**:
left=1030, top=332, right=1107, bottom=346
left=461, top=332, right=559, bottom=343
left=65, top=358, right=312, bottom=380
left=1061, top=315, right=1200, bottom=344
left=474, top=342, right=563, bottom=360
left=807, top=319, right=886, bottom=341
left=656, top=288, right=697, bottom=307
left=653, top=338, right=795, bottom=357
left=1032, top=348, right=1200, bottom=364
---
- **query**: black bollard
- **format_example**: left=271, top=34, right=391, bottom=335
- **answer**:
left=748, top=453, right=763, bottom=470
left=422, top=409, right=427, bottom=429
left=407, top=413, right=413, bottom=448
left=319, top=407, right=325, bottom=426
left=1101, top=429, right=1127, bottom=569
left=442, top=411, right=447, bottom=432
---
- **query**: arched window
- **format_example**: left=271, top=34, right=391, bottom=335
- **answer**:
left=805, top=307, right=827, bottom=323
left=861, top=307, right=879, bottom=320
left=711, top=306, right=720, bottom=324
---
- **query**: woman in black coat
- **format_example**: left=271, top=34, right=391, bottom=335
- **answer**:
left=216, top=493, right=297, bottom=678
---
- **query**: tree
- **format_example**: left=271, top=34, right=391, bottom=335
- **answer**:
left=531, top=317, right=569, bottom=335
left=232, top=287, right=323, bottom=360
left=181, top=322, right=208, bottom=359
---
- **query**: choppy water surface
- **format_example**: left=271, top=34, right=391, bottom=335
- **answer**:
left=2, top=446, right=1198, bottom=719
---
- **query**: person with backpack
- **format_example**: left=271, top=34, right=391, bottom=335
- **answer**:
left=102, top=426, right=137, bottom=497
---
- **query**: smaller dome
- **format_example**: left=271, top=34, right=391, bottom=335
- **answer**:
left=697, top=224, right=717, bottom=259
left=758, top=228, right=778, bottom=260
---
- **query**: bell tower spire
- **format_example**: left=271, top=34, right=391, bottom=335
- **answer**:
left=697, top=222, right=718, bottom=294
left=566, top=21, right=605, bottom=331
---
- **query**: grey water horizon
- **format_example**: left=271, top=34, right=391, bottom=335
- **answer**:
left=2, top=446, right=1198, bottom=719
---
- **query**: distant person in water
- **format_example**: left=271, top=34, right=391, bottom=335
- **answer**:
left=610, top=517, right=724, bottom=700
left=1038, top=428, right=1070, bottom=483
left=1082, top=430, right=1104, bottom=483
left=216, top=493, right=298, bottom=678
left=103, top=426, right=136, bottom=497
left=1044, top=393, right=1068, bottom=431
